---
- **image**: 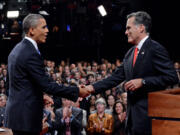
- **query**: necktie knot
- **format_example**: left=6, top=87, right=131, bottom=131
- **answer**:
left=133, top=47, right=138, bottom=67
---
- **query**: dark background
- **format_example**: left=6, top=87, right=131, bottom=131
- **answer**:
left=0, top=0, right=179, bottom=64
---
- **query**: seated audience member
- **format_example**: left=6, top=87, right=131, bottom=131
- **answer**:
left=0, top=94, right=7, bottom=126
left=87, top=73, right=96, bottom=85
left=111, top=87, right=117, bottom=98
left=42, top=94, right=55, bottom=135
left=95, top=93, right=102, bottom=99
left=72, top=97, right=87, bottom=135
left=0, top=80, right=6, bottom=94
left=106, top=95, right=115, bottom=114
left=120, top=92, right=127, bottom=111
left=87, top=98, right=113, bottom=135
left=43, top=94, right=55, bottom=119
left=104, top=89, right=111, bottom=101
left=53, top=98, right=83, bottom=135
left=88, top=95, right=96, bottom=115
left=112, top=100, right=126, bottom=135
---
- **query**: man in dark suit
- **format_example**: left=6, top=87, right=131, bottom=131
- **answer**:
left=4, top=14, right=90, bottom=135
left=85, top=11, right=179, bottom=135
left=52, top=98, right=83, bottom=135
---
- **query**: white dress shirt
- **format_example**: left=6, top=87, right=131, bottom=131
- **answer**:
left=25, top=36, right=40, bottom=54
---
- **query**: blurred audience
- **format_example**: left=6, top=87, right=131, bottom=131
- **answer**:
left=0, top=58, right=179, bottom=134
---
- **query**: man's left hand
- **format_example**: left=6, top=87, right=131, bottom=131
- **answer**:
left=124, top=78, right=143, bottom=91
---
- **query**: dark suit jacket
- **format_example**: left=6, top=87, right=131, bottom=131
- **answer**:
left=93, top=38, right=178, bottom=134
left=43, top=109, right=53, bottom=127
left=53, top=107, right=83, bottom=135
left=4, top=38, right=79, bottom=133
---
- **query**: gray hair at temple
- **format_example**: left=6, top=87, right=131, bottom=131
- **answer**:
left=95, top=97, right=106, bottom=107
left=127, top=11, right=152, bottom=34
left=23, top=14, right=44, bottom=34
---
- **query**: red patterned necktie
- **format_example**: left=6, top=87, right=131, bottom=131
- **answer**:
left=133, top=47, right=138, bottom=67
left=65, top=121, right=71, bottom=135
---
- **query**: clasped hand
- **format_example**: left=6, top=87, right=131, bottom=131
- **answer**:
left=78, top=85, right=95, bottom=98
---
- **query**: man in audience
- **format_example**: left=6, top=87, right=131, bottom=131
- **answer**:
left=53, top=98, right=83, bottom=135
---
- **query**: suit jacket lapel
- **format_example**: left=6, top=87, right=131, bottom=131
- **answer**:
left=23, top=38, right=43, bottom=59
left=133, top=38, right=150, bottom=73
left=72, top=107, right=79, bottom=118
left=124, top=47, right=135, bottom=80
left=133, top=48, right=146, bottom=68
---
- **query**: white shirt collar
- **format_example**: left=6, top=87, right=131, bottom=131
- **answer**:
left=24, top=36, right=39, bottom=51
left=137, top=36, right=149, bottom=51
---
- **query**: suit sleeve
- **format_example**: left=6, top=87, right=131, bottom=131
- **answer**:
left=26, top=53, right=79, bottom=102
left=71, top=109, right=83, bottom=128
left=143, top=44, right=178, bottom=89
left=51, top=109, right=66, bottom=130
left=93, top=64, right=125, bottom=94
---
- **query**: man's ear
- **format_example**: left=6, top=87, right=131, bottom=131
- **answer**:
left=29, top=27, right=34, bottom=36
left=139, top=24, right=145, bottom=33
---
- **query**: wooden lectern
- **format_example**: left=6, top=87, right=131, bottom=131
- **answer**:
left=148, top=88, right=180, bottom=135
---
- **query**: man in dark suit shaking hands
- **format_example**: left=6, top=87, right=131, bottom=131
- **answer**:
left=4, top=14, right=91, bottom=135
left=85, top=11, right=179, bottom=135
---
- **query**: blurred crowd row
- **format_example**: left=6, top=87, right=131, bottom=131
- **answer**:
left=0, top=59, right=179, bottom=135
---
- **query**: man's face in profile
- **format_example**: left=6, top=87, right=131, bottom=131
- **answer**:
left=31, top=18, right=49, bottom=44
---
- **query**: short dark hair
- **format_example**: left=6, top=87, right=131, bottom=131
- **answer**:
left=127, top=11, right=152, bottom=34
left=23, top=14, right=44, bottom=34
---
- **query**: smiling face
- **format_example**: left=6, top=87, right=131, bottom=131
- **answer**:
left=29, top=18, right=49, bottom=44
left=125, top=16, right=145, bottom=45
left=115, top=102, right=123, bottom=114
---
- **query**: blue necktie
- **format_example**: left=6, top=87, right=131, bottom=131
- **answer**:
left=37, top=49, right=41, bottom=55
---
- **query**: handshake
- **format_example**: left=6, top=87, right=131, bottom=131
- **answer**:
left=78, top=85, right=95, bottom=98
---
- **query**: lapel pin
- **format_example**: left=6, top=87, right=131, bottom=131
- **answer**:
left=141, top=52, right=145, bottom=55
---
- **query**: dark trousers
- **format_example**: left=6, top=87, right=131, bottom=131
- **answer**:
left=12, top=130, right=39, bottom=135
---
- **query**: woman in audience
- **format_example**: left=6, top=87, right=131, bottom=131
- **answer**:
left=88, top=95, right=96, bottom=114
left=112, top=100, right=126, bottom=135
left=87, top=98, right=113, bottom=135
left=106, top=95, right=115, bottom=114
